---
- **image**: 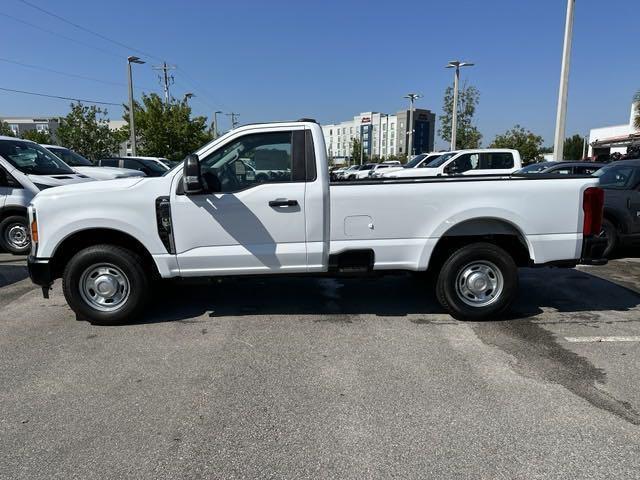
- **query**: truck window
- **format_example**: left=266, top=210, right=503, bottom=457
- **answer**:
left=448, top=153, right=479, bottom=173
left=481, top=152, right=514, bottom=169
left=100, top=159, right=119, bottom=167
left=200, top=131, right=294, bottom=193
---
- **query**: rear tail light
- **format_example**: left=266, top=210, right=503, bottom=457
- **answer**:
left=583, top=187, right=604, bottom=236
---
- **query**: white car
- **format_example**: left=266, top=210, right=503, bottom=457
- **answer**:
left=27, top=121, right=605, bottom=325
left=382, top=149, right=522, bottom=178
left=42, top=145, right=144, bottom=181
left=335, top=165, right=360, bottom=180
left=0, top=137, right=93, bottom=253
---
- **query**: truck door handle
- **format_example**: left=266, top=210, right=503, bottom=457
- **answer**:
left=269, top=199, right=298, bottom=207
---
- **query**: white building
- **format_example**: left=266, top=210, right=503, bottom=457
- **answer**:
left=588, top=102, right=639, bottom=158
left=322, top=108, right=436, bottom=165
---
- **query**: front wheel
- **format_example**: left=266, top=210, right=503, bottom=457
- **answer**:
left=62, top=245, right=150, bottom=325
left=436, top=242, right=518, bottom=321
left=0, top=215, right=31, bottom=255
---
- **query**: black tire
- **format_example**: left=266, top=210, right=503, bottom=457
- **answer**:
left=62, top=244, right=150, bottom=325
left=600, top=218, right=618, bottom=259
left=436, top=242, right=518, bottom=321
left=0, top=215, right=31, bottom=255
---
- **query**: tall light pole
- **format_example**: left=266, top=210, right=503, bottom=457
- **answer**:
left=446, top=60, right=474, bottom=151
left=127, top=55, right=145, bottom=156
left=212, top=110, right=223, bottom=139
left=553, top=0, right=576, bottom=161
left=183, top=92, right=195, bottom=104
left=404, top=93, right=422, bottom=157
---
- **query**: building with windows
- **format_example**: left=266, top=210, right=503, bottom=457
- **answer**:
left=588, top=102, right=639, bottom=158
left=0, top=116, right=60, bottom=138
left=322, top=108, right=436, bottom=164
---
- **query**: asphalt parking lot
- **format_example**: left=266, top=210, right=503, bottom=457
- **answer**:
left=2, top=253, right=640, bottom=479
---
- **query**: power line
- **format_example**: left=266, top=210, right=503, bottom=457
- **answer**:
left=0, top=12, right=122, bottom=59
left=0, top=87, right=121, bottom=106
left=16, top=0, right=163, bottom=62
left=0, top=57, right=126, bottom=87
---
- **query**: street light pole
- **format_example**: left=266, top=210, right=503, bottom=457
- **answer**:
left=446, top=60, right=474, bottom=151
left=127, top=55, right=145, bottom=156
left=553, top=0, right=576, bottom=161
left=213, top=110, right=223, bottom=139
left=183, top=92, right=195, bottom=104
left=404, top=93, right=422, bottom=158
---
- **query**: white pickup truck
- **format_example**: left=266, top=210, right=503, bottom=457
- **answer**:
left=27, top=120, right=606, bottom=325
left=382, top=149, right=522, bottom=178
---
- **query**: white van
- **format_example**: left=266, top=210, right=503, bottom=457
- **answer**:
left=0, top=136, right=92, bottom=254
left=382, top=149, right=522, bottom=178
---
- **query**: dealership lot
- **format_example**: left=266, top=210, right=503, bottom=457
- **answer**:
left=2, top=253, right=640, bottom=479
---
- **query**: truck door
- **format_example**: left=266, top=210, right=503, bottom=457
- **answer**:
left=627, top=167, right=640, bottom=234
left=171, top=126, right=311, bottom=276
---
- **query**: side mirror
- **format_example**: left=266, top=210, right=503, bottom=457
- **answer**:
left=183, top=154, right=204, bottom=194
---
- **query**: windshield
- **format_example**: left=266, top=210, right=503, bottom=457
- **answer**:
left=139, top=159, right=170, bottom=174
left=594, top=164, right=640, bottom=189
left=404, top=154, right=427, bottom=168
left=46, top=147, right=93, bottom=167
left=0, top=139, right=74, bottom=175
left=425, top=152, right=457, bottom=168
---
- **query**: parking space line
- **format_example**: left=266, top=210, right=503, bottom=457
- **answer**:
left=564, top=336, right=640, bottom=343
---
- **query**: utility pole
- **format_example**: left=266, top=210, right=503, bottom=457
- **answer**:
left=212, top=110, right=223, bottom=139
left=445, top=61, right=474, bottom=150
left=152, top=62, right=176, bottom=104
left=582, top=135, right=588, bottom=159
left=226, top=112, right=240, bottom=129
left=553, top=0, right=576, bottom=161
left=127, top=56, right=145, bottom=156
left=404, top=93, right=422, bottom=158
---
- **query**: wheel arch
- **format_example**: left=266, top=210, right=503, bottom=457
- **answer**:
left=49, top=228, right=160, bottom=280
left=424, top=217, right=532, bottom=273
left=0, top=206, right=28, bottom=222
left=603, top=207, right=627, bottom=234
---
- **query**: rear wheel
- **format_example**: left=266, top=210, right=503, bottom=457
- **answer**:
left=62, top=244, right=150, bottom=325
left=436, top=242, right=518, bottom=321
left=600, top=218, right=618, bottom=258
left=0, top=215, right=30, bottom=255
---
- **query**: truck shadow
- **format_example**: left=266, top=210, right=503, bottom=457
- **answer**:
left=139, top=267, right=640, bottom=324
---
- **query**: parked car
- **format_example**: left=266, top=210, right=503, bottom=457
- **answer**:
left=98, top=157, right=170, bottom=177
left=27, top=120, right=605, bottom=325
left=372, top=153, right=443, bottom=178
left=516, top=161, right=605, bottom=176
left=382, top=149, right=521, bottom=178
left=42, top=145, right=144, bottom=181
left=594, top=160, right=640, bottom=257
left=0, top=136, right=92, bottom=254
left=349, top=163, right=377, bottom=180
left=334, top=165, right=360, bottom=180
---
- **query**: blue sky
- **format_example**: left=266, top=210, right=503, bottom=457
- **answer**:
left=1, top=0, right=637, bottom=148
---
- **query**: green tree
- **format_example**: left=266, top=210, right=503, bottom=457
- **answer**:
left=0, top=121, right=15, bottom=137
left=56, top=103, right=123, bottom=160
left=124, top=93, right=212, bottom=161
left=564, top=134, right=585, bottom=160
left=634, top=90, right=640, bottom=130
left=438, top=83, right=482, bottom=149
left=350, top=137, right=368, bottom=163
left=21, top=129, right=53, bottom=144
left=490, top=125, right=544, bottom=163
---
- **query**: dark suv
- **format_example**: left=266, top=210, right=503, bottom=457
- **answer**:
left=595, top=160, right=640, bottom=256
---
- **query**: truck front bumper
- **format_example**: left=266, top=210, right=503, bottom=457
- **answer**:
left=27, top=256, right=54, bottom=297
left=580, top=235, right=608, bottom=266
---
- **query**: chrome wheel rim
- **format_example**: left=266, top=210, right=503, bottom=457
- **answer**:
left=79, top=263, right=130, bottom=312
left=455, top=260, right=504, bottom=308
left=6, top=223, right=29, bottom=249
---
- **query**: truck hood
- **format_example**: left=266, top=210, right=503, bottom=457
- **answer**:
left=27, top=173, right=94, bottom=187
left=386, top=168, right=438, bottom=178
left=34, top=176, right=146, bottom=200
left=73, top=166, right=145, bottom=180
